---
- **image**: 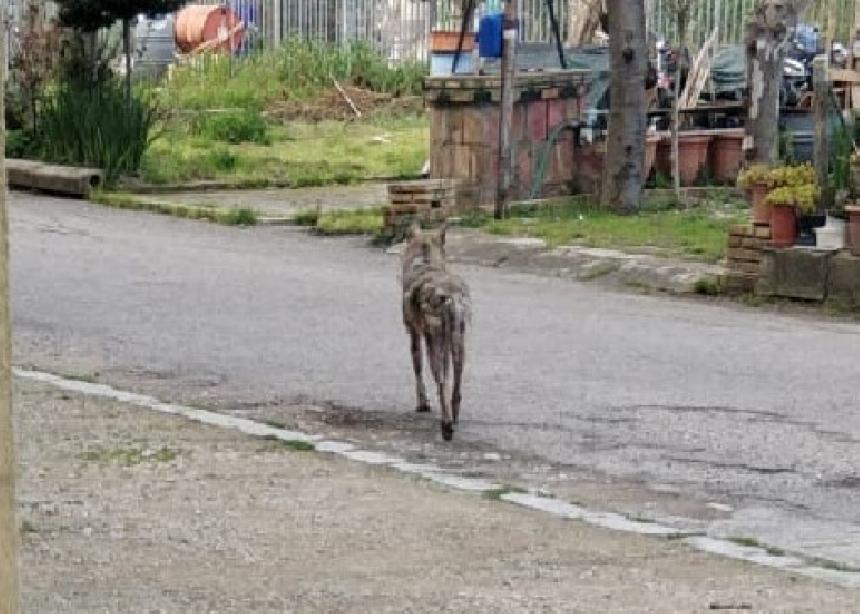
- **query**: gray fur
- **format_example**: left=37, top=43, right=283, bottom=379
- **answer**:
left=400, top=223, right=471, bottom=441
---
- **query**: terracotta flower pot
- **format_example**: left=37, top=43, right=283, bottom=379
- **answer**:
left=846, top=206, right=860, bottom=257
left=709, top=129, right=745, bottom=183
left=430, top=30, right=475, bottom=53
left=770, top=205, right=797, bottom=248
left=749, top=183, right=771, bottom=226
left=677, top=133, right=712, bottom=186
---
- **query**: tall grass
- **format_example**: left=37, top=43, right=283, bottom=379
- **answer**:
left=160, top=39, right=427, bottom=112
left=38, top=79, right=155, bottom=185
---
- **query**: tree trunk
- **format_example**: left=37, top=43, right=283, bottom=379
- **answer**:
left=601, top=0, right=647, bottom=213
left=745, top=0, right=800, bottom=164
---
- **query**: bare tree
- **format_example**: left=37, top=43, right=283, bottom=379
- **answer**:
left=601, top=0, right=648, bottom=213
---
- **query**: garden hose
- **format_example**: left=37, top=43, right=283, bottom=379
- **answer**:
left=529, top=121, right=581, bottom=200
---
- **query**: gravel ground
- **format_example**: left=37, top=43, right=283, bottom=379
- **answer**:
left=13, top=379, right=857, bottom=613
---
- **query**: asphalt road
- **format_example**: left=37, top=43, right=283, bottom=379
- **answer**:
left=10, top=192, right=860, bottom=568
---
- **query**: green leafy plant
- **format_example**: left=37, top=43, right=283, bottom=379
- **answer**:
left=737, top=164, right=773, bottom=189
left=37, top=78, right=156, bottom=185
left=765, top=184, right=821, bottom=213
left=194, top=110, right=269, bottom=144
left=768, top=163, right=816, bottom=188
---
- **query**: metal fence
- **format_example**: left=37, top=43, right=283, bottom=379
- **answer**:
left=21, top=1, right=852, bottom=66
left=193, top=0, right=775, bottom=62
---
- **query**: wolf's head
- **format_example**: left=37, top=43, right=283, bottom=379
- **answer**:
left=401, top=222, right=447, bottom=281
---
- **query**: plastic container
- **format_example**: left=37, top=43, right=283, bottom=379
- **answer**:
left=430, top=52, right=473, bottom=76
left=815, top=216, right=845, bottom=250
left=175, top=4, right=244, bottom=54
left=478, top=13, right=503, bottom=59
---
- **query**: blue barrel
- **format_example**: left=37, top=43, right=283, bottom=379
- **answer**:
left=479, top=13, right=503, bottom=59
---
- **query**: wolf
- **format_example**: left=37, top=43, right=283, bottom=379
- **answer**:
left=400, top=222, right=471, bottom=441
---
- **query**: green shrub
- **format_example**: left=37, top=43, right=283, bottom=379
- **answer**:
left=159, top=39, right=427, bottom=113
left=5, top=129, right=37, bottom=158
left=195, top=110, right=269, bottom=144
left=37, top=78, right=155, bottom=185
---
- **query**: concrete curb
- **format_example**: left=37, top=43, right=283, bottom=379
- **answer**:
left=7, top=159, right=103, bottom=198
left=14, top=367, right=860, bottom=589
left=388, top=230, right=726, bottom=296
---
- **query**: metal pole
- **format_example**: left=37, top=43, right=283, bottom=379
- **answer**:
left=496, top=0, right=518, bottom=219
left=0, top=2, right=21, bottom=612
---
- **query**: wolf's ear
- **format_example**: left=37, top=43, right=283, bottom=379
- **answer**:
left=405, top=220, right=422, bottom=241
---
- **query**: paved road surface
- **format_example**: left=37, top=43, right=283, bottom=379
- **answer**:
left=11, top=192, right=860, bottom=568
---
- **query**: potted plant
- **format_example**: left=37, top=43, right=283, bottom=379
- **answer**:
left=766, top=183, right=820, bottom=248
left=737, top=164, right=773, bottom=225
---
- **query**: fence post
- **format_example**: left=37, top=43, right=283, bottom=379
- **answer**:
left=496, top=0, right=518, bottom=219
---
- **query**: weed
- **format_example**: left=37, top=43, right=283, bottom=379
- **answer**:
left=257, top=435, right=316, bottom=452
left=38, top=78, right=155, bottom=186
left=194, top=109, right=269, bottom=145
left=62, top=372, right=99, bottom=384
left=314, top=207, right=384, bottom=236
left=291, top=208, right=321, bottom=227
left=483, top=485, right=527, bottom=500
left=141, top=117, right=428, bottom=186
left=219, top=207, right=258, bottom=226
left=482, top=198, right=744, bottom=263
left=92, top=191, right=259, bottom=227
left=159, top=39, right=426, bottom=113
left=77, top=445, right=179, bottom=466
left=694, top=277, right=722, bottom=296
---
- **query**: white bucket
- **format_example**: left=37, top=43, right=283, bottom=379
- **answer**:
left=815, top=216, right=846, bottom=250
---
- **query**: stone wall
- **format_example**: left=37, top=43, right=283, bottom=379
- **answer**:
left=424, top=70, right=591, bottom=207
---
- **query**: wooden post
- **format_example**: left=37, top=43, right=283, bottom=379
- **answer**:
left=495, top=0, right=518, bottom=219
left=813, top=55, right=829, bottom=198
left=0, top=5, right=21, bottom=613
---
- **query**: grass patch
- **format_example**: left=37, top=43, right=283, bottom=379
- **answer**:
left=292, top=206, right=384, bottom=236
left=141, top=116, right=428, bottom=187
left=92, top=191, right=258, bottom=226
left=483, top=485, right=528, bottom=500
left=726, top=536, right=786, bottom=558
left=483, top=199, right=745, bottom=263
left=60, top=372, right=99, bottom=384
left=727, top=536, right=762, bottom=549
left=77, top=445, right=179, bottom=466
left=159, top=39, right=426, bottom=112
left=257, top=435, right=316, bottom=452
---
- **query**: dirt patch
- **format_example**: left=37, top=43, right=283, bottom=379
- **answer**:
left=15, top=378, right=858, bottom=612
left=265, top=86, right=424, bottom=122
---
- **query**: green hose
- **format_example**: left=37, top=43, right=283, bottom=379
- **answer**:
left=529, top=121, right=580, bottom=200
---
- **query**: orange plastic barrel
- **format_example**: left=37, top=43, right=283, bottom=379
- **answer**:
left=175, top=4, right=244, bottom=54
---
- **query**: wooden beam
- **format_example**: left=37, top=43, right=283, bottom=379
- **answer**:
left=0, top=4, right=21, bottom=612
